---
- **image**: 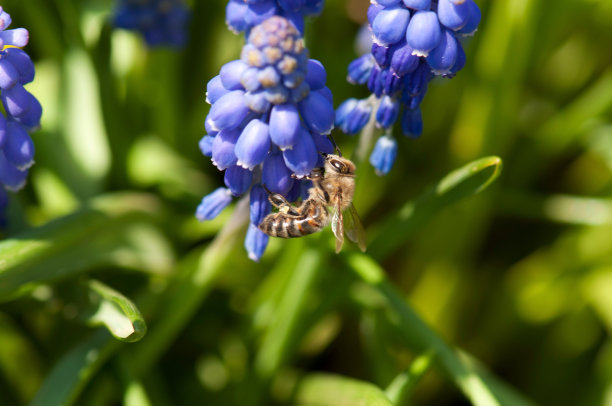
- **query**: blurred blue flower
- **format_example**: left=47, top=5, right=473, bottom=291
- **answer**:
left=225, top=0, right=324, bottom=35
left=369, top=135, right=397, bottom=176
left=336, top=0, right=480, bottom=174
left=198, top=16, right=334, bottom=261
left=112, top=0, right=191, bottom=48
left=0, top=7, right=42, bottom=217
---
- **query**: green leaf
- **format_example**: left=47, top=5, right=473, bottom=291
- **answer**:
left=84, top=279, right=147, bottom=343
left=368, top=156, right=502, bottom=259
left=255, top=246, right=323, bottom=380
left=580, top=266, right=612, bottom=331
left=0, top=313, right=44, bottom=403
left=118, top=198, right=250, bottom=378
left=345, top=253, right=536, bottom=406
left=28, top=330, right=120, bottom=406
left=127, top=136, right=210, bottom=199
left=385, top=349, right=435, bottom=406
left=498, top=191, right=612, bottom=226
left=0, top=193, right=173, bottom=302
left=59, top=47, right=111, bottom=199
left=293, top=373, right=393, bottom=406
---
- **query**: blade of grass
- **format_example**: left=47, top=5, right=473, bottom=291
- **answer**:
left=293, top=373, right=393, bottom=406
left=254, top=246, right=323, bottom=380
left=498, top=191, right=612, bottom=226
left=28, top=330, right=120, bottom=406
left=121, top=197, right=250, bottom=378
left=512, top=68, right=612, bottom=186
left=11, top=0, right=64, bottom=60
left=0, top=313, right=44, bottom=403
left=368, top=156, right=502, bottom=259
left=28, top=201, right=247, bottom=406
left=345, top=253, right=536, bottom=406
left=115, top=356, right=154, bottom=406
left=84, top=279, right=147, bottom=343
left=60, top=46, right=111, bottom=199
left=360, top=311, right=400, bottom=386
left=0, top=193, right=172, bottom=302
left=450, top=0, right=540, bottom=160
left=384, top=349, right=435, bottom=406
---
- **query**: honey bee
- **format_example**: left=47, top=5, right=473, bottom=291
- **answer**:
left=258, top=153, right=366, bottom=253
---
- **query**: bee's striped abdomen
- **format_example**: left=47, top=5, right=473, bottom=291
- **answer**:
left=258, top=201, right=328, bottom=238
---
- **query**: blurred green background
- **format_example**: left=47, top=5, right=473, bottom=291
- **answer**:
left=0, top=0, right=611, bottom=405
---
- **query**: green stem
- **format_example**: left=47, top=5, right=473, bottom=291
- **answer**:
left=27, top=198, right=247, bottom=406
left=384, top=349, right=435, bottom=406
left=122, top=197, right=250, bottom=377
left=367, top=156, right=502, bottom=259
left=28, top=330, right=120, bottom=406
left=345, top=253, right=536, bottom=406
left=254, top=247, right=324, bottom=380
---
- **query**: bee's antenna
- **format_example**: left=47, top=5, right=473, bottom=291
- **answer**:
left=262, top=184, right=273, bottom=195
left=327, top=134, right=342, bottom=157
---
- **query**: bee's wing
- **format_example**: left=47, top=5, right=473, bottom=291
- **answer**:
left=331, top=192, right=344, bottom=253
left=344, top=203, right=367, bottom=252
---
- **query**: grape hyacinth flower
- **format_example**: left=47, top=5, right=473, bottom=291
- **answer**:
left=337, top=0, right=480, bottom=175
left=197, top=16, right=335, bottom=261
left=112, top=0, right=191, bottom=48
left=225, top=0, right=324, bottom=35
left=0, top=7, right=42, bottom=217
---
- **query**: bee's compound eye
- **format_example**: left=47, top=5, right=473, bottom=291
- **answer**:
left=330, top=159, right=345, bottom=172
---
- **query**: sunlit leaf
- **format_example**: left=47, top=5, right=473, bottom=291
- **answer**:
left=345, top=252, right=536, bottom=406
left=0, top=193, right=173, bottom=302
left=368, top=156, right=502, bottom=259
left=293, top=373, right=393, bottom=406
left=84, top=279, right=147, bottom=342
left=385, top=349, right=435, bottom=406
left=29, top=330, right=120, bottom=406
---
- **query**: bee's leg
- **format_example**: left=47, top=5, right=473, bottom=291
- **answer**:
left=292, top=167, right=324, bottom=181
left=263, top=185, right=299, bottom=215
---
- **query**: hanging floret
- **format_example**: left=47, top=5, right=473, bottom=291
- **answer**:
left=0, top=6, right=42, bottom=217
left=337, top=0, right=481, bottom=175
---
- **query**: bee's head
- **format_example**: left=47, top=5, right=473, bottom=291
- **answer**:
left=323, top=153, right=356, bottom=176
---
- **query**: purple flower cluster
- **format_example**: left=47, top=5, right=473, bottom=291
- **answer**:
left=197, top=16, right=335, bottom=261
left=112, top=0, right=190, bottom=48
left=226, top=0, right=324, bottom=35
left=0, top=7, right=42, bottom=213
left=337, top=0, right=480, bottom=175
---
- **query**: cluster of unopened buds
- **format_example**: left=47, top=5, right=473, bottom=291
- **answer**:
left=337, top=0, right=480, bottom=175
left=0, top=7, right=42, bottom=215
left=197, top=14, right=335, bottom=261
